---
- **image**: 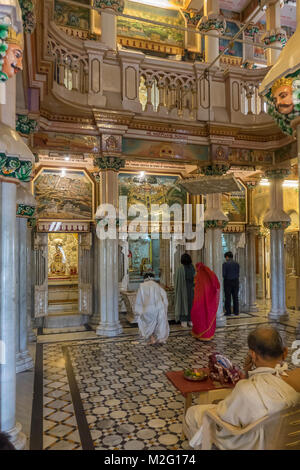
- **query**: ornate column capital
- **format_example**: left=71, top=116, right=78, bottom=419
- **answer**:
left=263, top=220, right=290, bottom=230
left=93, top=0, right=124, bottom=15
left=16, top=114, right=38, bottom=136
left=198, top=15, right=226, bottom=35
left=183, top=10, right=202, bottom=27
left=204, top=220, right=228, bottom=229
left=94, top=155, right=125, bottom=171
left=16, top=204, right=35, bottom=218
left=0, top=153, right=33, bottom=182
left=262, top=28, right=287, bottom=47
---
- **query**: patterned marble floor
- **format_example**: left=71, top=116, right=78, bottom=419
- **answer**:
left=31, top=309, right=300, bottom=451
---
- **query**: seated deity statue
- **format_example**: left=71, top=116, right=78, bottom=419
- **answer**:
left=50, top=245, right=66, bottom=276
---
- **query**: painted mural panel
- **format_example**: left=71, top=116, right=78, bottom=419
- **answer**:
left=34, top=169, right=93, bottom=220
left=122, top=138, right=209, bottom=163
left=33, top=132, right=100, bottom=155
left=222, top=181, right=247, bottom=223
left=118, top=1, right=184, bottom=47
left=219, top=21, right=243, bottom=57
left=54, top=0, right=90, bottom=31
left=119, top=173, right=186, bottom=211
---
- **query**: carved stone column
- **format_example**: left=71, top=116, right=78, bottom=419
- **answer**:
left=246, top=225, right=259, bottom=312
left=15, top=185, right=36, bottom=373
left=182, top=10, right=202, bottom=53
left=199, top=0, right=226, bottom=66
left=263, top=0, right=286, bottom=67
left=94, top=142, right=125, bottom=337
left=0, top=2, right=34, bottom=448
left=78, top=233, right=92, bottom=317
left=95, top=0, right=124, bottom=50
left=264, top=168, right=291, bottom=320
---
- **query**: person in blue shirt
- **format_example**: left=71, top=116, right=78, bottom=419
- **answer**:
left=222, top=251, right=240, bottom=316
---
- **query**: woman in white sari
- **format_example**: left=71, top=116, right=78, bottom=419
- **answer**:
left=135, top=273, right=169, bottom=345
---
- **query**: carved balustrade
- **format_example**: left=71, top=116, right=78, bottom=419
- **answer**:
left=45, top=23, right=272, bottom=126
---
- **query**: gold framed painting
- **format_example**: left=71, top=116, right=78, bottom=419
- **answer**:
left=32, top=167, right=95, bottom=221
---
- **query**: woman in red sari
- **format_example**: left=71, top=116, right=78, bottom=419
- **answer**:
left=191, top=263, right=220, bottom=341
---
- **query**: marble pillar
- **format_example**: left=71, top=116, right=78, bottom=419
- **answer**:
left=0, top=2, right=35, bottom=448
left=16, top=218, right=33, bottom=373
left=203, top=0, right=222, bottom=66
left=0, top=182, right=26, bottom=449
left=246, top=225, right=259, bottom=312
left=27, top=225, right=36, bottom=343
left=99, top=2, right=125, bottom=50
left=265, top=0, right=282, bottom=66
left=95, top=155, right=124, bottom=337
left=160, top=237, right=171, bottom=288
left=264, top=170, right=291, bottom=320
left=204, top=193, right=228, bottom=327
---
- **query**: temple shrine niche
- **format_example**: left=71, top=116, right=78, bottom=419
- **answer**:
left=48, top=233, right=78, bottom=280
left=47, top=234, right=79, bottom=321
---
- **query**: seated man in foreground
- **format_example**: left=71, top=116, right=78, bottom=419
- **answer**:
left=183, top=325, right=300, bottom=450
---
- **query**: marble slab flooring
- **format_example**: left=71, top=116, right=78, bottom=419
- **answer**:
left=15, top=306, right=298, bottom=451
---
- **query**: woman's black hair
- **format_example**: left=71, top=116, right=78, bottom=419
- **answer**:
left=144, top=272, right=155, bottom=280
left=181, top=253, right=192, bottom=265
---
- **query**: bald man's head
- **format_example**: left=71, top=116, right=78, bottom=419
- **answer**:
left=248, top=326, right=285, bottom=359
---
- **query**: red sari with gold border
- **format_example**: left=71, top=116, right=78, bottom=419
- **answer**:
left=191, top=263, right=220, bottom=341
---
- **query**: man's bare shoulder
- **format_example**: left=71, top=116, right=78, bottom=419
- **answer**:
left=282, top=369, right=300, bottom=393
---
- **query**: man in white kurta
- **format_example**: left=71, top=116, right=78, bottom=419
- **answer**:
left=135, top=274, right=169, bottom=345
left=183, top=326, right=300, bottom=450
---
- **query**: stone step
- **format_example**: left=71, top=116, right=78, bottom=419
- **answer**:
left=44, top=313, right=89, bottom=328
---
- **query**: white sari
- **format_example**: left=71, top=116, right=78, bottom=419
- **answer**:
left=134, top=280, right=169, bottom=343
left=184, top=364, right=300, bottom=450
